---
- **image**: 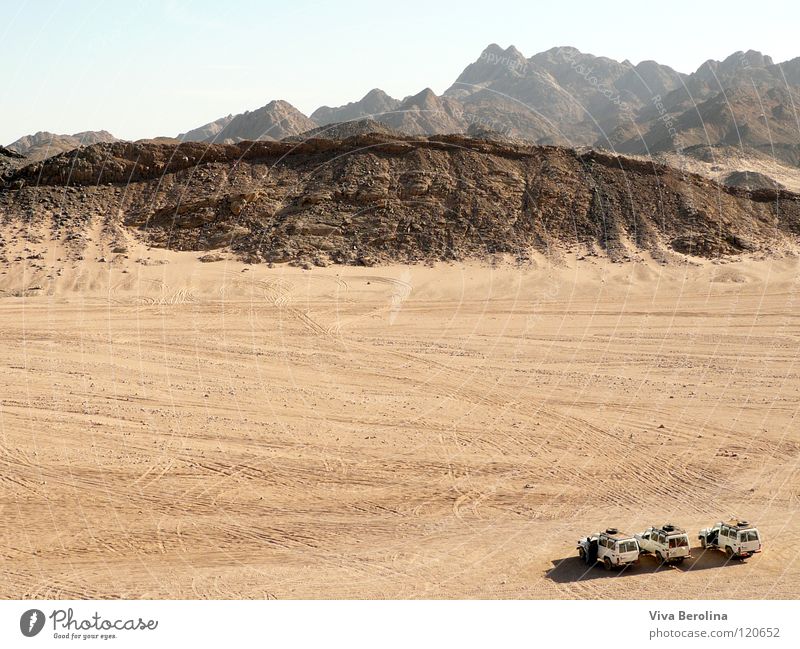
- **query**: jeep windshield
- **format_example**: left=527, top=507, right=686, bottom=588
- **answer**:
left=668, top=535, right=689, bottom=548
left=738, top=530, right=759, bottom=542
left=616, top=540, right=637, bottom=553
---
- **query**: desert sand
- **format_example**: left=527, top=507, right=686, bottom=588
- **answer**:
left=1, top=232, right=799, bottom=598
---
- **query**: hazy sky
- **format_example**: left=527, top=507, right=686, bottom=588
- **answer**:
left=2, top=0, right=798, bottom=145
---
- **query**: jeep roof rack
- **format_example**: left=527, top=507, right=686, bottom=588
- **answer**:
left=660, top=523, right=686, bottom=534
left=602, top=528, right=632, bottom=540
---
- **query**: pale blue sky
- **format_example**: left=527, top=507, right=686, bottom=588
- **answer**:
left=2, top=0, right=798, bottom=144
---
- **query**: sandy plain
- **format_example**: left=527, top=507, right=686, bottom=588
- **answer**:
left=1, top=234, right=799, bottom=598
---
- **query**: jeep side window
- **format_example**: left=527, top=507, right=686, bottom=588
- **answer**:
left=643, top=533, right=649, bottom=540
left=720, top=527, right=728, bottom=538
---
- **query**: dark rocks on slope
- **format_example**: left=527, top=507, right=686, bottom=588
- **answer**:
left=2, top=137, right=798, bottom=265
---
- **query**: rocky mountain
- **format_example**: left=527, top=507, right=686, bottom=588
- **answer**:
left=445, top=44, right=530, bottom=98
left=616, top=53, right=800, bottom=157
left=311, top=88, right=400, bottom=126
left=6, top=130, right=117, bottom=162
left=614, top=84, right=800, bottom=162
left=3, top=136, right=798, bottom=266
left=7, top=43, right=800, bottom=183
left=442, top=44, right=800, bottom=170
left=79, top=43, right=799, bottom=171
left=377, top=88, right=467, bottom=136
left=181, top=100, right=316, bottom=143
left=178, top=114, right=234, bottom=143
left=445, top=44, right=686, bottom=145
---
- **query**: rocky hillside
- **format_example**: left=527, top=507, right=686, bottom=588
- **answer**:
left=2, top=135, right=798, bottom=266
left=0, top=146, right=24, bottom=178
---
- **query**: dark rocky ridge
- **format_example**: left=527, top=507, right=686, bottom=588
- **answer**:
left=283, top=119, right=406, bottom=142
left=0, top=146, right=25, bottom=178
left=0, top=146, right=24, bottom=159
left=2, top=136, right=798, bottom=265
left=723, top=170, right=786, bottom=192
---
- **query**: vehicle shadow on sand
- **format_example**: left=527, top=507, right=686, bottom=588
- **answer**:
left=545, top=550, right=750, bottom=583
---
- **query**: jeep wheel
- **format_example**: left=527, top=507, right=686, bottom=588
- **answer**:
left=603, top=557, right=612, bottom=571
left=656, top=551, right=664, bottom=565
left=578, top=547, right=586, bottom=562
left=700, top=537, right=706, bottom=549
left=726, top=546, right=735, bottom=558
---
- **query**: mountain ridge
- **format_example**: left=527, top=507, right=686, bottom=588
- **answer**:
left=8, top=44, right=800, bottom=174
left=7, top=130, right=118, bottom=162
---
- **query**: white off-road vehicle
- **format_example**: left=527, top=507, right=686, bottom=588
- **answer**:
left=577, top=528, right=640, bottom=570
left=635, top=523, right=692, bottom=564
left=698, top=519, right=762, bottom=559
